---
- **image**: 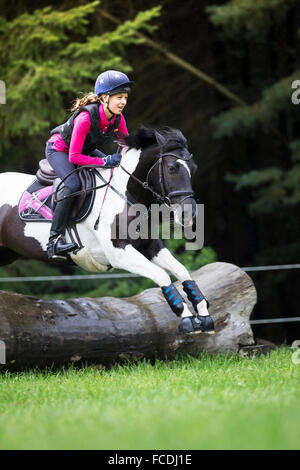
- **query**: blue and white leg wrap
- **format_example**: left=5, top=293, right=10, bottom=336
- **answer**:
left=162, top=283, right=186, bottom=317
left=182, top=280, right=210, bottom=313
left=180, top=280, right=214, bottom=334
left=162, top=282, right=214, bottom=334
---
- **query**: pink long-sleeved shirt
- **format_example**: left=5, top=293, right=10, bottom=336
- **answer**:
left=48, top=103, right=128, bottom=166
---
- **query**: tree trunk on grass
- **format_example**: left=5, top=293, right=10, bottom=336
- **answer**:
left=0, top=262, right=257, bottom=371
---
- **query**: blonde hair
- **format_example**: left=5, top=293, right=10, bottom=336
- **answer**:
left=70, top=92, right=102, bottom=112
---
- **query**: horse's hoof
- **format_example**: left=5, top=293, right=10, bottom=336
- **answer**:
left=178, top=317, right=198, bottom=334
left=198, top=315, right=215, bottom=334
left=178, top=315, right=215, bottom=335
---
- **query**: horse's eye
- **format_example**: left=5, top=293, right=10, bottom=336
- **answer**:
left=168, top=164, right=179, bottom=174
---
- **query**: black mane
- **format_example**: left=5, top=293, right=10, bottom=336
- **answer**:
left=124, top=126, right=188, bottom=152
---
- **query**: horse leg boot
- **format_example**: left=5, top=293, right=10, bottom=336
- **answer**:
left=162, top=283, right=204, bottom=335
left=148, top=243, right=215, bottom=335
left=181, top=280, right=215, bottom=334
left=47, top=186, right=78, bottom=259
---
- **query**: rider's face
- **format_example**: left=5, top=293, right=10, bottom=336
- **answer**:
left=102, top=93, right=128, bottom=116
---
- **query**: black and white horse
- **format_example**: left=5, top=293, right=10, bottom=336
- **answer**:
left=0, top=126, right=214, bottom=334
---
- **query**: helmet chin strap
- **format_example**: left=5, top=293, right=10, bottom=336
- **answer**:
left=106, top=96, right=115, bottom=117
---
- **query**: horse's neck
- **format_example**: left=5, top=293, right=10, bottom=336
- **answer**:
left=118, top=149, right=155, bottom=207
left=101, top=146, right=154, bottom=207
left=119, top=146, right=142, bottom=174
left=96, top=146, right=141, bottom=201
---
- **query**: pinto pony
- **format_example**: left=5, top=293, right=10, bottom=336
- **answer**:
left=0, top=127, right=214, bottom=335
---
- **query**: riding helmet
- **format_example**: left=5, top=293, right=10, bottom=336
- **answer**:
left=94, top=70, right=134, bottom=96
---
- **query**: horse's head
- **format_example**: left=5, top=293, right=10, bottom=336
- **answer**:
left=123, top=126, right=198, bottom=226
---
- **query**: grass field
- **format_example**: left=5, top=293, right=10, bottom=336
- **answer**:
left=0, top=347, right=299, bottom=450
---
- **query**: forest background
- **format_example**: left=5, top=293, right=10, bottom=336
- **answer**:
left=0, top=0, right=299, bottom=344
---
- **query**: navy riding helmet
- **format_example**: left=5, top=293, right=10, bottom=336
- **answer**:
left=94, top=70, right=134, bottom=96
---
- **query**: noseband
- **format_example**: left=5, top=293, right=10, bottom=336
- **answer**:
left=120, top=150, right=195, bottom=207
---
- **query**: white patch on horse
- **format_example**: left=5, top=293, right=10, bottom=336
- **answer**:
left=178, top=160, right=191, bottom=177
left=94, top=147, right=141, bottom=231
left=24, top=222, right=50, bottom=250
left=105, top=244, right=171, bottom=286
left=197, top=300, right=209, bottom=316
left=74, top=147, right=142, bottom=268
left=181, top=303, right=193, bottom=318
left=152, top=247, right=191, bottom=282
left=0, top=172, right=34, bottom=208
left=0, top=172, right=49, bottom=250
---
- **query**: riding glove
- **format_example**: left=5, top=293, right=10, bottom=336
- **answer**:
left=101, top=153, right=121, bottom=167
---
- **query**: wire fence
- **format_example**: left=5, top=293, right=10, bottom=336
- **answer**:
left=0, top=263, right=299, bottom=326
left=0, top=263, right=299, bottom=283
left=0, top=273, right=139, bottom=282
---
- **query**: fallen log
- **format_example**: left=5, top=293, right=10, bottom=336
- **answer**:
left=0, top=262, right=257, bottom=370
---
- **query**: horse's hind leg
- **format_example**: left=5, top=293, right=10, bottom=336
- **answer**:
left=0, top=247, right=21, bottom=266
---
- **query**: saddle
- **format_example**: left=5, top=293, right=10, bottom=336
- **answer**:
left=18, top=159, right=96, bottom=223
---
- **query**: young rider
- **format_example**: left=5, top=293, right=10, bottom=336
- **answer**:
left=45, top=70, right=133, bottom=260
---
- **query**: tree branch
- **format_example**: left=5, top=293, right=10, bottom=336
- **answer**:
left=100, top=9, right=247, bottom=107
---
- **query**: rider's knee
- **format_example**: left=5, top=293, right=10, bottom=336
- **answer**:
left=65, top=178, right=81, bottom=194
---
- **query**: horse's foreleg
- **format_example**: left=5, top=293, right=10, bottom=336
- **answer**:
left=141, top=240, right=215, bottom=335
left=150, top=243, right=209, bottom=313
left=104, top=242, right=171, bottom=286
left=103, top=242, right=193, bottom=321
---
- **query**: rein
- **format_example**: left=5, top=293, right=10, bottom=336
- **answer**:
left=53, top=165, right=110, bottom=203
left=53, top=149, right=195, bottom=226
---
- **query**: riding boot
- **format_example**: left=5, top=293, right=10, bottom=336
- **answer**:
left=47, top=186, right=79, bottom=259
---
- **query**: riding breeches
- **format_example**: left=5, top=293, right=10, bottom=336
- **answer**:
left=45, top=141, right=81, bottom=193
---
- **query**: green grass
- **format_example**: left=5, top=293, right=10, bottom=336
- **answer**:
left=0, top=347, right=299, bottom=450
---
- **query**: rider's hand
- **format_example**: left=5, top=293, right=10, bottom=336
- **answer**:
left=101, top=153, right=121, bottom=167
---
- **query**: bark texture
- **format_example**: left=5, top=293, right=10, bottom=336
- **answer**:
left=0, top=262, right=257, bottom=370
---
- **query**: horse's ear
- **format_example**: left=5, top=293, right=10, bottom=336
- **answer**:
left=155, top=131, right=165, bottom=147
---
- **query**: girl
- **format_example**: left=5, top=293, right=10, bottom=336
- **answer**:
left=45, top=70, right=134, bottom=259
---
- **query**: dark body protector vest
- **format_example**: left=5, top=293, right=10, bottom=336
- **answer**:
left=50, top=103, right=121, bottom=155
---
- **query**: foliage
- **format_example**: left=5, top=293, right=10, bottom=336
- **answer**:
left=0, top=259, right=66, bottom=296
left=0, top=1, right=161, bottom=167
left=290, top=139, right=300, bottom=162
left=0, top=348, right=299, bottom=449
left=206, top=0, right=297, bottom=35
left=212, top=72, right=300, bottom=137
left=226, top=164, right=300, bottom=213
left=207, top=1, right=300, bottom=215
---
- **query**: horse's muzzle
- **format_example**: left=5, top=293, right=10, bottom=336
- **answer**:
left=172, top=197, right=197, bottom=227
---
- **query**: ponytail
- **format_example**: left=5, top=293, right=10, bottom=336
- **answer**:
left=70, top=92, right=102, bottom=112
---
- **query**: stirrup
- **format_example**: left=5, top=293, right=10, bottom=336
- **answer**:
left=47, top=234, right=78, bottom=260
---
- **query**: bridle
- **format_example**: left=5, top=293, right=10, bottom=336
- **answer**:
left=54, top=148, right=195, bottom=210
left=120, top=149, right=195, bottom=207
